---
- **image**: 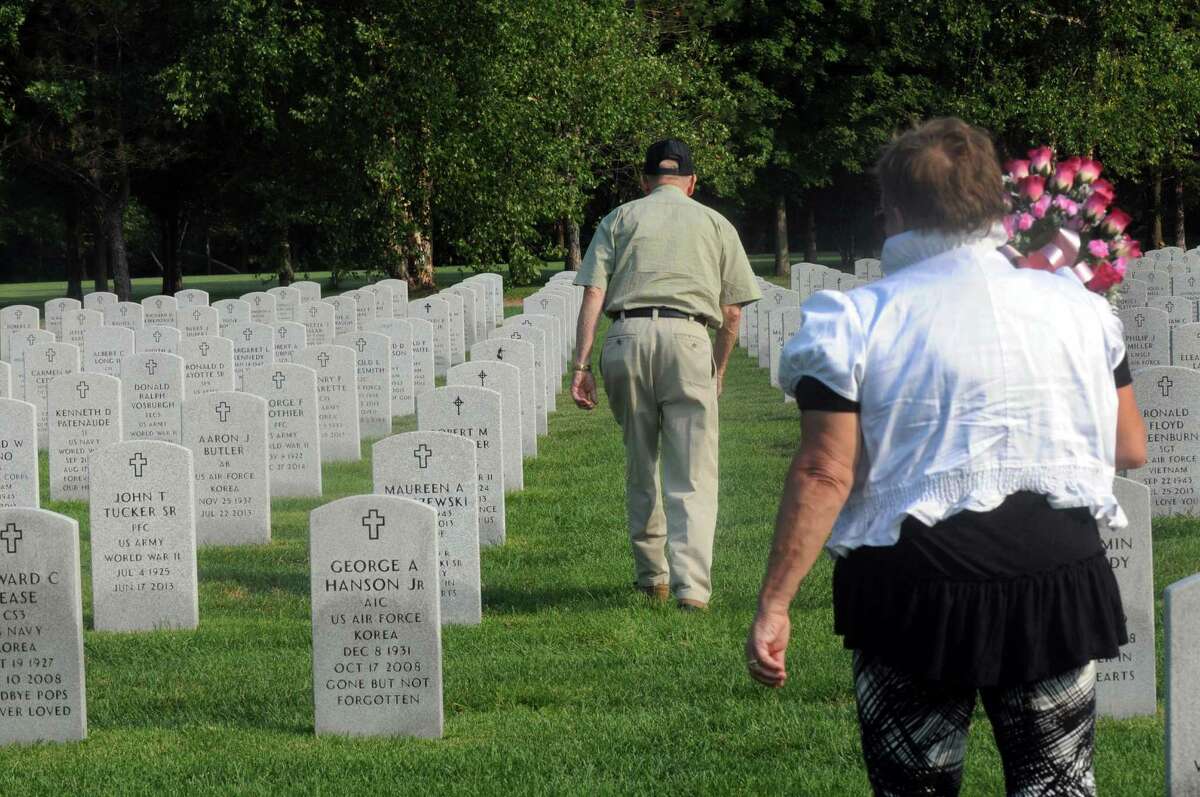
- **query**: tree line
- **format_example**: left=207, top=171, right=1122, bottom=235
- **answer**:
left=2, top=1, right=1198, bottom=299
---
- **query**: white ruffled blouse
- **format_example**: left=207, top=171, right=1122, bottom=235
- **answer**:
left=779, top=225, right=1128, bottom=556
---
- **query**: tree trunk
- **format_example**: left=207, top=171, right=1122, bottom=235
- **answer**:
left=103, top=169, right=133, bottom=301
left=64, top=196, right=84, bottom=301
left=555, top=219, right=565, bottom=250
left=1153, top=170, right=1165, bottom=249
left=803, top=200, right=818, bottom=262
left=1175, top=171, right=1187, bottom=249
left=565, top=218, right=581, bottom=271
left=205, top=225, right=213, bottom=276
left=89, top=206, right=110, bottom=294
left=408, top=125, right=436, bottom=289
left=274, top=226, right=294, bottom=286
left=160, top=207, right=184, bottom=295
left=773, top=194, right=789, bottom=277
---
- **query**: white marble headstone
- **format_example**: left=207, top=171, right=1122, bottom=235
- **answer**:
left=227, top=321, right=274, bottom=391
left=103, top=301, right=144, bottom=332
left=408, top=317, right=435, bottom=399
left=214, top=299, right=252, bottom=335
left=134, top=325, right=181, bottom=356
left=334, top=331, right=392, bottom=440
left=44, top=298, right=81, bottom=341
left=302, top=301, right=337, bottom=347
left=61, top=309, right=103, bottom=352
left=267, top=286, right=302, bottom=323
left=120, top=352, right=184, bottom=444
left=273, top=321, right=306, bottom=364
left=47, top=373, right=121, bottom=502
left=180, top=336, right=234, bottom=396
left=409, top=297, right=451, bottom=377
left=242, top=291, right=277, bottom=326
left=299, top=345, right=361, bottom=462
left=83, top=291, right=117, bottom=312
left=1129, top=366, right=1200, bottom=516
left=141, top=295, right=178, bottom=329
left=243, top=363, right=322, bottom=498
left=25, top=342, right=81, bottom=449
left=328, top=294, right=358, bottom=337
left=291, top=281, right=321, bottom=304
left=174, top=289, right=209, bottom=309
left=365, top=319, right=415, bottom=418
left=180, top=306, right=220, bottom=339
left=0, top=305, right=39, bottom=363
left=448, top=362, right=524, bottom=492
left=0, top=399, right=39, bottom=507
left=82, top=326, right=134, bottom=378
left=1166, top=573, right=1200, bottom=796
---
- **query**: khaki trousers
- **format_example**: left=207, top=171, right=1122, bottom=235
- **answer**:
left=600, top=316, right=719, bottom=603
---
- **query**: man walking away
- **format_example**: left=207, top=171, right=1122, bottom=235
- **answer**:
left=570, top=138, right=762, bottom=611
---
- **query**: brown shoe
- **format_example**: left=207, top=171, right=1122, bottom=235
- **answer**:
left=635, top=584, right=670, bottom=602
left=677, top=598, right=708, bottom=612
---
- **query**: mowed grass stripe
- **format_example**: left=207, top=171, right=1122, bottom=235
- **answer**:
left=0, top=306, right=1180, bottom=795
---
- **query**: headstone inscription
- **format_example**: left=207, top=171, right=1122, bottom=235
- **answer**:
left=44, top=298, right=81, bottom=341
left=1166, top=573, right=1200, bottom=796
left=334, top=331, right=392, bottom=439
left=309, top=495, right=443, bottom=738
left=409, top=297, right=451, bottom=377
left=183, top=391, right=270, bottom=546
left=771, top=308, right=804, bottom=390
left=179, top=336, right=235, bottom=396
left=1094, top=477, right=1156, bottom=719
left=496, top=321, right=552, bottom=422
left=1174, top=323, right=1200, bottom=372
left=0, top=361, right=9, bottom=398
left=448, top=362, right=525, bottom=492
left=83, top=291, right=117, bottom=312
left=274, top=321, right=306, bottom=364
left=1118, top=308, right=1170, bottom=370
left=408, top=317, right=436, bottom=398
left=61, top=309, right=103, bottom=353
left=82, top=325, right=135, bottom=377
left=89, top=440, right=198, bottom=632
left=25, top=342, right=81, bottom=449
left=47, top=373, right=121, bottom=502
left=349, top=289, right=377, bottom=330
left=473, top=336, right=543, bottom=444
left=9, top=329, right=54, bottom=401
left=302, top=301, right=337, bottom=347
left=328, top=294, right=358, bottom=337
left=365, top=318, right=416, bottom=418
left=134, top=325, right=181, bottom=356
left=214, top=299, right=252, bottom=335
left=103, top=301, right=144, bottom=332
left=378, top=278, right=410, bottom=317
left=120, top=352, right=184, bottom=444
left=1116, top=278, right=1148, bottom=311
left=1173, top=272, right=1200, bottom=305
left=141, top=295, right=178, bottom=328
left=0, top=399, right=39, bottom=508
left=227, top=321, right=275, bottom=391
left=299, top=345, right=362, bottom=462
left=291, top=280, right=321, bottom=304
left=243, top=364, right=322, bottom=498
left=174, top=288, right=209, bottom=309
left=363, top=283, right=395, bottom=321
left=0, top=507, right=86, bottom=744
left=1152, top=295, right=1196, bottom=327
left=267, top=286, right=302, bottom=323
left=523, top=294, right=569, bottom=363
left=180, top=306, right=220, bottom=339
left=242, top=291, right=278, bottom=326
left=1142, top=268, right=1171, bottom=300
left=440, top=291, right=465, bottom=366
left=1129, top=366, right=1200, bottom=517
left=0, top=305, right=39, bottom=363
left=374, top=432, right=481, bottom=625
left=508, top=312, right=563, bottom=396
left=744, top=300, right=761, bottom=359
left=418, top=386, right=506, bottom=545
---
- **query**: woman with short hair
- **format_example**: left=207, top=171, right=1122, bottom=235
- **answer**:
left=745, top=117, right=1147, bottom=796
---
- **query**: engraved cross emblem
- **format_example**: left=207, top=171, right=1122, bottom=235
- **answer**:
left=215, top=401, right=232, bottom=422
left=0, top=523, right=22, bottom=555
left=1135, top=313, right=1145, bottom=328
left=156, top=299, right=163, bottom=308
left=76, top=381, right=89, bottom=399
left=13, top=310, right=21, bottom=320
left=1167, top=301, right=1176, bottom=313
left=355, top=337, right=367, bottom=353
left=129, top=452, right=148, bottom=478
left=243, top=328, right=254, bottom=342
left=362, top=509, right=385, bottom=541
left=318, top=352, right=331, bottom=368
left=153, top=330, right=163, bottom=343
left=199, top=342, right=210, bottom=357
left=309, top=306, right=318, bottom=319
left=120, top=305, right=128, bottom=316
left=193, top=309, right=203, bottom=321
left=1159, top=376, right=1174, bottom=397
left=45, top=348, right=56, bottom=363
left=414, top=443, right=433, bottom=468
left=453, top=396, right=464, bottom=416
left=25, top=333, right=35, bottom=346
left=145, top=359, right=158, bottom=376
left=477, top=370, right=488, bottom=387
left=278, top=326, right=288, bottom=339
left=272, top=371, right=286, bottom=389
left=424, top=302, right=432, bottom=313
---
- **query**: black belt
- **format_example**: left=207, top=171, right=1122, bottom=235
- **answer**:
left=609, top=307, right=706, bottom=325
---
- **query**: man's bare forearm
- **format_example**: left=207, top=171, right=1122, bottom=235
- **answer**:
left=713, top=305, right=741, bottom=376
left=573, top=286, right=606, bottom=368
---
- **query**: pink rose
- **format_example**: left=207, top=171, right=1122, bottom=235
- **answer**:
left=1052, top=164, right=1077, bottom=191
left=1006, top=159, right=1031, bottom=180
left=1083, top=193, right=1110, bottom=220
left=1086, top=261, right=1123, bottom=292
left=1078, top=159, right=1102, bottom=183
left=1019, top=175, right=1046, bottom=201
left=1028, top=146, right=1054, bottom=175
left=1091, top=179, right=1116, bottom=204
left=1018, top=213, right=1035, bottom=231
left=1103, top=208, right=1132, bottom=234
left=1087, top=239, right=1110, bottom=259
left=1032, top=194, right=1053, bottom=219
left=1052, top=195, right=1079, bottom=216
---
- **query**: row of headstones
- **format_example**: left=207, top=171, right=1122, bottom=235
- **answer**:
left=745, top=266, right=1200, bottom=790
left=0, top=269, right=588, bottom=744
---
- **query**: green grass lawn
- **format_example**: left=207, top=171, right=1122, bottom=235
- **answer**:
left=0, top=289, right=1181, bottom=795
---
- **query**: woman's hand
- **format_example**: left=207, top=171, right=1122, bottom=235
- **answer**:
left=745, top=609, right=791, bottom=688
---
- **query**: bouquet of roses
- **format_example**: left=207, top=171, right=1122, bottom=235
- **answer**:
left=1001, top=147, right=1140, bottom=297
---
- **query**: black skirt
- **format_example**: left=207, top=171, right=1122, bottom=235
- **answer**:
left=832, top=491, right=1127, bottom=688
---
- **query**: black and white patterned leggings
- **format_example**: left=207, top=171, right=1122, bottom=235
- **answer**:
left=853, top=653, right=1097, bottom=796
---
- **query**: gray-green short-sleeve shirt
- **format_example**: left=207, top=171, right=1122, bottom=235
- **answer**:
left=575, top=185, right=761, bottom=326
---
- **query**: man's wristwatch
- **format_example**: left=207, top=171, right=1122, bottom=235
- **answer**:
left=573, top=364, right=592, bottom=373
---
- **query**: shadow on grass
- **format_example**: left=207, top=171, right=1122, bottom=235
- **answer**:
left=198, top=562, right=310, bottom=598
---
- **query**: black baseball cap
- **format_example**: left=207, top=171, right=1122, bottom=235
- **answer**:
left=643, top=139, right=695, bottom=176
